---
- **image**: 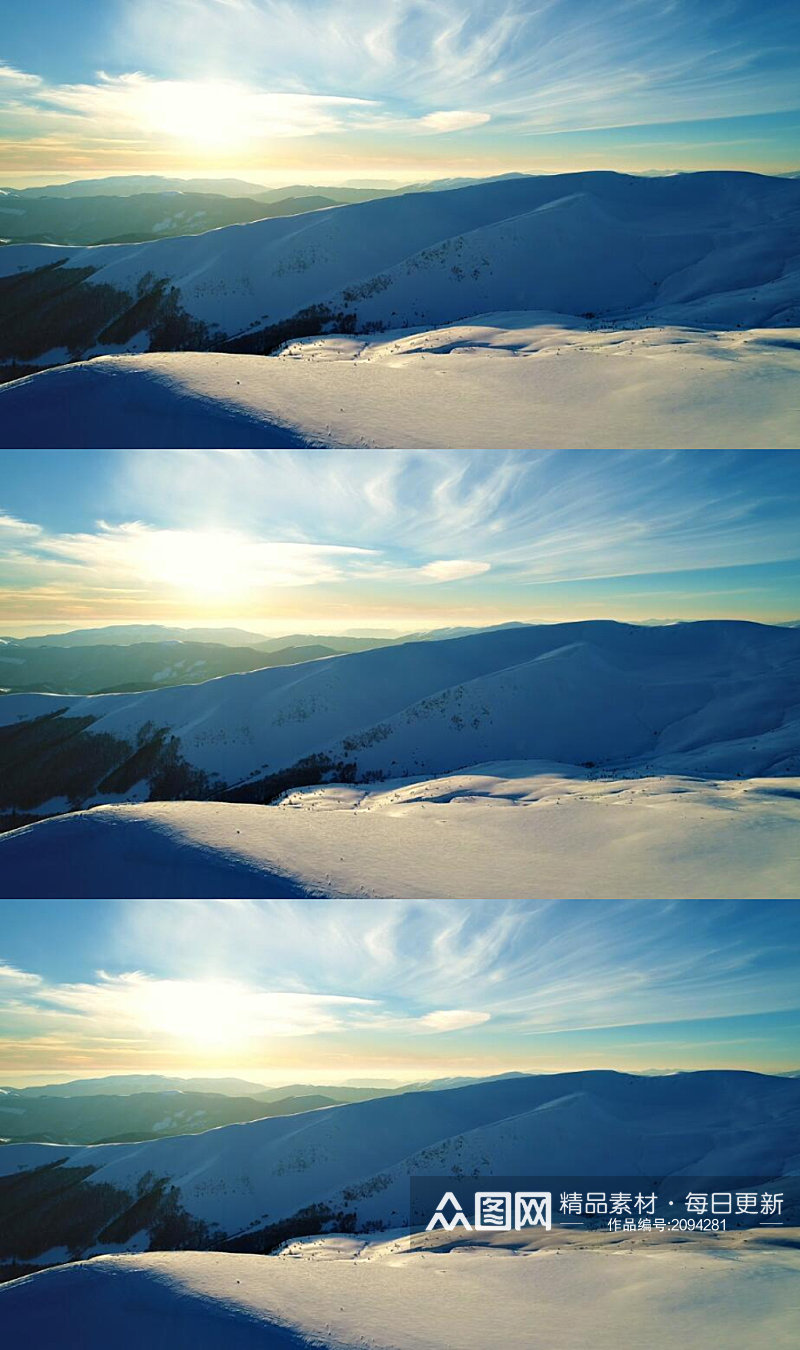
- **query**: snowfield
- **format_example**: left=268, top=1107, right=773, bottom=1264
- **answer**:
left=1, top=769, right=799, bottom=898
left=1, top=1233, right=798, bottom=1350
left=1, top=170, right=798, bottom=448
left=1, top=319, right=798, bottom=448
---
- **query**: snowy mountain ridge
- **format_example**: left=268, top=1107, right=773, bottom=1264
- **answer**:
left=0, top=1070, right=796, bottom=1269
left=1, top=171, right=798, bottom=370
left=1, top=621, right=798, bottom=825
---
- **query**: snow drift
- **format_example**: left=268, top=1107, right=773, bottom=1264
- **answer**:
left=1, top=1235, right=798, bottom=1350
left=1, top=769, right=798, bottom=899
left=2, top=319, right=798, bottom=449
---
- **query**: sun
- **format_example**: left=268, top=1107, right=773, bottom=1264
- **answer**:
left=139, top=79, right=254, bottom=152
left=139, top=978, right=251, bottom=1051
left=136, top=528, right=251, bottom=601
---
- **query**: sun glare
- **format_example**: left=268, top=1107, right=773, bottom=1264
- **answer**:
left=139, top=80, right=253, bottom=151
left=137, top=528, right=249, bottom=600
left=138, top=979, right=251, bottom=1050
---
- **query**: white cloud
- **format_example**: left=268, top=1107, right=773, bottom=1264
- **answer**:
left=1, top=515, right=379, bottom=606
left=39, top=73, right=375, bottom=146
left=419, top=559, right=491, bottom=581
left=5, top=969, right=377, bottom=1047
left=0, top=962, right=42, bottom=988
left=418, top=110, right=491, bottom=132
left=0, top=64, right=41, bottom=91
left=419, top=1009, right=492, bottom=1031
left=0, top=512, right=42, bottom=539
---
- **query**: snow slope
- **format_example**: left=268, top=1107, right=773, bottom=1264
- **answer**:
left=1, top=768, right=799, bottom=898
left=0, top=1072, right=796, bottom=1262
left=1, top=319, right=798, bottom=448
left=1, top=1234, right=798, bottom=1350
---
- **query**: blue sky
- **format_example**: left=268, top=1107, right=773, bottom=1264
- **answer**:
left=1, top=1, right=798, bottom=185
left=0, top=450, right=798, bottom=634
left=0, top=899, right=798, bottom=1083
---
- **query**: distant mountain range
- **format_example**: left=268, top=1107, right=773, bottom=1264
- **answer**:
left=3, top=1074, right=273, bottom=1097
left=0, top=637, right=342, bottom=695
left=0, top=1073, right=520, bottom=1146
left=0, top=623, right=520, bottom=695
left=1, top=622, right=516, bottom=650
left=0, top=1087, right=340, bottom=1146
left=1, top=624, right=272, bottom=648
left=0, top=174, right=418, bottom=251
left=0, top=191, right=344, bottom=248
left=0, top=175, right=404, bottom=201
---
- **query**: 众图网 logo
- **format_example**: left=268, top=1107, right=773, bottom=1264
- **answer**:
left=426, top=1190, right=552, bottom=1232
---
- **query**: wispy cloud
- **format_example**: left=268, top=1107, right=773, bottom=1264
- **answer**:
left=0, top=962, right=42, bottom=987
left=419, top=1009, right=492, bottom=1031
left=417, top=110, right=491, bottom=133
left=126, top=0, right=798, bottom=125
left=419, top=560, right=491, bottom=581
left=1, top=2, right=798, bottom=174
left=0, top=513, right=42, bottom=539
left=1, top=450, right=799, bottom=628
left=0, top=899, right=798, bottom=1077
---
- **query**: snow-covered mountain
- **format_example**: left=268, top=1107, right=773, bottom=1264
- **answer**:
left=0, top=1071, right=796, bottom=1270
left=1, top=172, right=797, bottom=369
left=1, top=621, right=797, bottom=819
left=1, top=620, right=797, bottom=897
left=2, top=172, right=797, bottom=448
